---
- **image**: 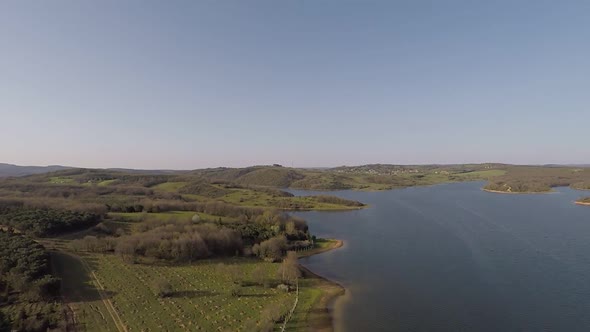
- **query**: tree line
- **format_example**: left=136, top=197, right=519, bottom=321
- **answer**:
left=71, top=210, right=312, bottom=265
left=0, top=204, right=101, bottom=237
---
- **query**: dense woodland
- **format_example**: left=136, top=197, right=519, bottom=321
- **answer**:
left=0, top=204, right=100, bottom=237
left=0, top=231, right=65, bottom=331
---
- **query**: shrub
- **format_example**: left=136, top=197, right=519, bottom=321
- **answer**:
left=230, top=285, right=241, bottom=297
left=153, top=278, right=173, bottom=298
left=253, top=236, right=286, bottom=262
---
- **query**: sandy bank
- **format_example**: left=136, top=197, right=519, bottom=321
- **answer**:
left=298, top=239, right=345, bottom=332
left=298, top=239, right=344, bottom=259
left=482, top=188, right=553, bottom=195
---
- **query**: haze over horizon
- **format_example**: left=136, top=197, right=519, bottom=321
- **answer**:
left=3, top=161, right=590, bottom=172
left=2, top=1, right=590, bottom=169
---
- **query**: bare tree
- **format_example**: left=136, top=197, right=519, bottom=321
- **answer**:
left=255, top=236, right=286, bottom=262
left=277, top=251, right=301, bottom=286
left=250, top=265, right=267, bottom=286
left=115, top=239, right=138, bottom=263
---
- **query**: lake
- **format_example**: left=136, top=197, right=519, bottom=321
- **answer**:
left=290, top=182, right=590, bottom=332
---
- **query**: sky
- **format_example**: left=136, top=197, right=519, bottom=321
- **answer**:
left=1, top=1, right=589, bottom=169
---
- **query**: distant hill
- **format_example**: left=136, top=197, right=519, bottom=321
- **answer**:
left=0, top=163, right=190, bottom=178
left=0, top=163, right=71, bottom=177
left=191, top=166, right=306, bottom=187
left=106, top=168, right=186, bottom=175
left=5, top=162, right=588, bottom=192
left=543, top=164, right=590, bottom=168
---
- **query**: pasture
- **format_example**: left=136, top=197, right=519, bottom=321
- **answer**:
left=83, top=254, right=297, bottom=331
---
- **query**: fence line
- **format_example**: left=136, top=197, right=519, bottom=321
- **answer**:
left=280, top=281, right=299, bottom=332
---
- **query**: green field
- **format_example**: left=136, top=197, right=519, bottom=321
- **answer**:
left=41, top=234, right=343, bottom=332
left=108, top=211, right=238, bottom=223
left=82, top=254, right=296, bottom=331
left=452, top=169, right=506, bottom=179
left=97, top=179, right=117, bottom=186
left=219, top=190, right=364, bottom=210
left=49, top=176, right=76, bottom=184
left=151, top=181, right=188, bottom=192
left=50, top=251, right=121, bottom=332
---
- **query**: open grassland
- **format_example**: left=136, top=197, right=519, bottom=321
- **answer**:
left=452, top=169, right=506, bottom=179
left=85, top=254, right=296, bottom=331
left=108, top=211, right=238, bottom=223
left=109, top=211, right=195, bottom=222
left=219, top=189, right=364, bottom=210
left=288, top=166, right=507, bottom=191
left=49, top=176, right=76, bottom=184
left=43, top=234, right=343, bottom=332
left=97, top=179, right=118, bottom=186
left=151, top=181, right=188, bottom=192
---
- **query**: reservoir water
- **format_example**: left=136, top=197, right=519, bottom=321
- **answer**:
left=290, top=182, right=590, bottom=332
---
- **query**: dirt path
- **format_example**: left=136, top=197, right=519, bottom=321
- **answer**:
left=78, top=257, right=128, bottom=332
left=50, top=250, right=126, bottom=332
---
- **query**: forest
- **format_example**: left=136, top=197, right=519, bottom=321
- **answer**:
left=0, top=231, right=64, bottom=331
left=0, top=205, right=101, bottom=236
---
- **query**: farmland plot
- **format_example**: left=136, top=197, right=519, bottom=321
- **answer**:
left=87, top=254, right=295, bottom=331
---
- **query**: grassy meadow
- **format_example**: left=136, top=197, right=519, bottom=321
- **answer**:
left=46, top=235, right=335, bottom=332
left=88, top=255, right=294, bottom=331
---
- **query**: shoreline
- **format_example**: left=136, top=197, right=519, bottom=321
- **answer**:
left=285, top=206, right=366, bottom=212
left=482, top=188, right=554, bottom=195
left=298, top=239, right=345, bottom=332
left=575, top=201, right=590, bottom=206
left=298, top=239, right=344, bottom=258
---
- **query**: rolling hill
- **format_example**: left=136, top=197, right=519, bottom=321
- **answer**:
left=0, top=163, right=71, bottom=177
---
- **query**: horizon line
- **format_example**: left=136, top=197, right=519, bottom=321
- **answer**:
left=3, top=161, right=590, bottom=172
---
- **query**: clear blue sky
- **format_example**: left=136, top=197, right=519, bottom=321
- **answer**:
left=2, top=1, right=589, bottom=169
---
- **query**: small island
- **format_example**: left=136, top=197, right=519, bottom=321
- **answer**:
left=576, top=197, right=590, bottom=206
